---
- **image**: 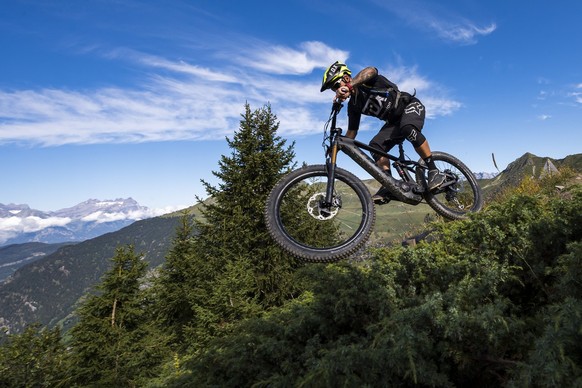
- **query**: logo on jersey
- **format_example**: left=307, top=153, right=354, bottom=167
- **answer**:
left=404, top=102, right=424, bottom=116
left=362, top=95, right=392, bottom=119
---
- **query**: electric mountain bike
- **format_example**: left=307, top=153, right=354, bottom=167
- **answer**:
left=265, top=101, right=483, bottom=263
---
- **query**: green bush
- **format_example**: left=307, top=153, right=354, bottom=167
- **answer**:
left=174, top=186, right=581, bottom=387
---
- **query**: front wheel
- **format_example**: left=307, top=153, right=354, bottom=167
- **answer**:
left=265, top=165, right=375, bottom=263
left=416, top=151, right=483, bottom=220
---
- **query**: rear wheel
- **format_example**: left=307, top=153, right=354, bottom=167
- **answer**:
left=416, top=151, right=483, bottom=220
left=265, top=165, right=375, bottom=263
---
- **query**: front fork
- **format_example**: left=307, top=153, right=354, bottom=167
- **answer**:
left=323, top=139, right=339, bottom=207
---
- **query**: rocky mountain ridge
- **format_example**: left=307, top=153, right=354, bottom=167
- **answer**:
left=0, top=198, right=160, bottom=246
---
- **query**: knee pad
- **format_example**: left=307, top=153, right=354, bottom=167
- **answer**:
left=401, top=124, right=426, bottom=148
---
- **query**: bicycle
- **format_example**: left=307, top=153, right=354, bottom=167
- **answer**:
left=265, top=101, right=483, bottom=263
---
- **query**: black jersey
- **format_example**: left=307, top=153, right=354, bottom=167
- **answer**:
left=347, top=73, right=403, bottom=132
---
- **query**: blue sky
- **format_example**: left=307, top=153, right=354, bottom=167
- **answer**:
left=1, top=0, right=581, bottom=213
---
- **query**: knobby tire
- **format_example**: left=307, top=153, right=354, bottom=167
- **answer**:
left=416, top=151, right=483, bottom=220
left=265, top=165, right=375, bottom=263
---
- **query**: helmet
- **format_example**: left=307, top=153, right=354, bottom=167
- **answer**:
left=320, top=61, right=351, bottom=92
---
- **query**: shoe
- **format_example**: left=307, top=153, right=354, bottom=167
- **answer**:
left=427, top=169, right=446, bottom=191
left=372, top=187, right=393, bottom=204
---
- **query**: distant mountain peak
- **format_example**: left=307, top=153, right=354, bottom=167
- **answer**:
left=52, top=197, right=146, bottom=218
left=482, top=152, right=582, bottom=199
left=0, top=198, right=158, bottom=246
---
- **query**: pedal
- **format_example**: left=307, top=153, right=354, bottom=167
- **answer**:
left=373, top=196, right=392, bottom=205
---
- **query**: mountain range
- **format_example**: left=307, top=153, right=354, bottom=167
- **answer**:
left=0, top=242, right=71, bottom=283
left=0, top=198, right=160, bottom=246
left=0, top=214, right=184, bottom=334
left=0, top=152, right=580, bottom=335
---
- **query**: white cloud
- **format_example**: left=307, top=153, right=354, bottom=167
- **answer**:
left=80, top=207, right=179, bottom=223
left=0, top=216, right=72, bottom=244
left=0, top=76, right=246, bottom=146
left=238, top=41, right=349, bottom=75
left=538, top=114, right=551, bottom=121
left=137, top=54, right=239, bottom=83
left=382, top=64, right=462, bottom=118
left=0, top=206, right=179, bottom=244
left=372, top=0, right=496, bottom=45
left=0, top=40, right=460, bottom=145
left=570, top=84, right=582, bottom=104
left=431, top=22, right=496, bottom=45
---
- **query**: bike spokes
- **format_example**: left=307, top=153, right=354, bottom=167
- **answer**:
left=275, top=171, right=371, bottom=252
left=434, top=168, right=475, bottom=210
left=416, top=152, right=483, bottom=219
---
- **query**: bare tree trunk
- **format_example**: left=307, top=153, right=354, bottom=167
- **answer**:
left=111, top=298, right=117, bottom=327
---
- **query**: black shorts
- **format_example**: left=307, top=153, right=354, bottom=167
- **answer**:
left=369, top=98, right=426, bottom=158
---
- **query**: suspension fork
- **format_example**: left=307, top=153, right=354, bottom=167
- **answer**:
left=323, top=101, right=343, bottom=207
left=324, top=132, right=339, bottom=206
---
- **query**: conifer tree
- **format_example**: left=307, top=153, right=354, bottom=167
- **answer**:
left=183, top=103, right=302, bottom=347
left=0, top=324, right=66, bottom=387
left=151, top=212, right=197, bottom=348
left=67, top=245, right=167, bottom=386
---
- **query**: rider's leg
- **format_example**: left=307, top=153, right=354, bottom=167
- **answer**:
left=369, top=125, right=398, bottom=202
left=370, top=154, right=394, bottom=202
left=414, top=139, right=445, bottom=190
left=399, top=100, right=445, bottom=191
left=375, top=156, right=391, bottom=173
left=401, top=124, right=445, bottom=191
left=369, top=123, right=397, bottom=175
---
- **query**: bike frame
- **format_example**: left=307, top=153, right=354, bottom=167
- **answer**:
left=323, top=101, right=425, bottom=206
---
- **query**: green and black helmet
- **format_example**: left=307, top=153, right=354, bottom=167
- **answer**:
left=320, top=61, right=351, bottom=92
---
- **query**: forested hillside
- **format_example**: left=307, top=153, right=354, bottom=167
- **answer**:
left=0, top=104, right=580, bottom=387
left=0, top=215, right=182, bottom=333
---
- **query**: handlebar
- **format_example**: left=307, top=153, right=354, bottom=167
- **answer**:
left=332, top=101, right=343, bottom=114
left=329, top=101, right=343, bottom=132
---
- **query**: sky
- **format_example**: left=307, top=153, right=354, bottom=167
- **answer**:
left=1, top=0, right=581, bottom=214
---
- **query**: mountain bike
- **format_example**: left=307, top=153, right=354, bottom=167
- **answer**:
left=265, top=101, right=483, bottom=263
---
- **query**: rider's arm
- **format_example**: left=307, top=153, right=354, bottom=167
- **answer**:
left=350, top=67, right=378, bottom=87
left=346, top=103, right=361, bottom=139
left=336, top=67, right=378, bottom=100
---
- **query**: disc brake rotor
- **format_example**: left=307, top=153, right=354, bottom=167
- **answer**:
left=307, top=192, right=339, bottom=220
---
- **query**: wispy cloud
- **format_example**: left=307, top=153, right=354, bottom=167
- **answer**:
left=0, top=40, right=460, bottom=146
left=571, top=83, right=582, bottom=104
left=430, top=21, right=496, bottom=45
left=372, top=0, right=496, bottom=45
left=382, top=64, right=462, bottom=118
left=238, top=41, right=349, bottom=75
left=571, top=93, right=582, bottom=105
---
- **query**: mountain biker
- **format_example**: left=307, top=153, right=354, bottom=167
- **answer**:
left=320, top=61, right=445, bottom=202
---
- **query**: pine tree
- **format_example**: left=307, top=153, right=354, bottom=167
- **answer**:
left=0, top=324, right=66, bottom=387
left=67, top=245, right=168, bottom=386
left=150, top=212, right=197, bottom=347
left=183, top=103, right=302, bottom=348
